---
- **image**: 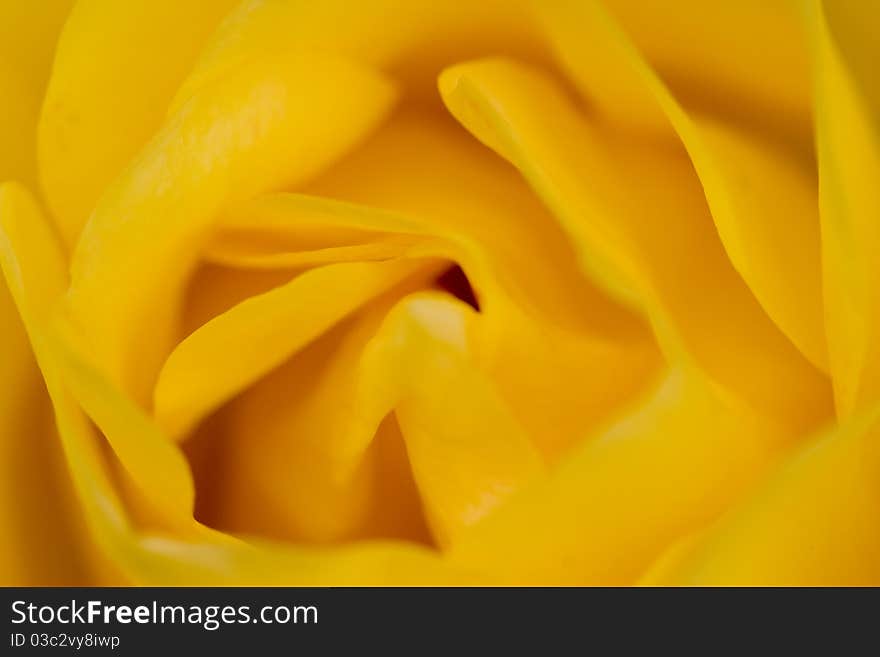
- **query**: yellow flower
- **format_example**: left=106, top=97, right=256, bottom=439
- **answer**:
left=1, top=0, right=878, bottom=586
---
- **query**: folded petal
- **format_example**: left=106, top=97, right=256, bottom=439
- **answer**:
left=449, top=367, right=796, bottom=584
left=205, top=230, right=423, bottom=270
left=1, top=182, right=475, bottom=585
left=536, top=0, right=827, bottom=372
left=207, top=306, right=423, bottom=544
left=38, top=0, right=240, bottom=246
left=0, top=0, right=72, bottom=188
left=128, top=535, right=482, bottom=586
left=154, top=259, right=434, bottom=440
left=645, top=405, right=880, bottom=585
left=538, top=0, right=812, bottom=139
left=212, top=291, right=544, bottom=548
left=174, top=0, right=542, bottom=106
left=0, top=190, right=91, bottom=584
left=220, top=111, right=658, bottom=458
left=367, top=293, right=546, bottom=546
left=440, top=58, right=831, bottom=431
left=1, top=180, right=198, bottom=533
left=51, top=318, right=198, bottom=527
left=809, top=0, right=880, bottom=416
left=64, top=51, right=397, bottom=406
left=0, top=182, right=124, bottom=583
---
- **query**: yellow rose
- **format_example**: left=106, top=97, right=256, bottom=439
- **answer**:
left=1, top=0, right=878, bottom=586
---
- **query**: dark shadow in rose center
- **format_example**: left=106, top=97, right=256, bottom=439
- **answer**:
left=434, top=263, right=480, bottom=311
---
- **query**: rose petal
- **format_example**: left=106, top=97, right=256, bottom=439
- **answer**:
left=215, top=292, right=545, bottom=548
left=367, top=293, right=546, bottom=546
left=221, top=112, right=658, bottom=458
left=535, top=0, right=828, bottom=373
left=809, top=0, right=880, bottom=416
left=210, top=307, right=416, bottom=544
left=154, top=259, right=435, bottom=440
left=642, top=404, right=880, bottom=585
left=1, top=181, right=197, bottom=531
left=536, top=0, right=812, bottom=139
left=0, top=0, right=72, bottom=189
left=37, top=0, right=240, bottom=247
left=0, top=181, right=95, bottom=584
left=173, top=0, right=543, bottom=107
left=0, top=181, right=131, bottom=584
left=448, top=367, right=796, bottom=584
left=439, top=57, right=831, bottom=432
left=64, top=51, right=398, bottom=407
left=205, top=231, right=423, bottom=270
left=1, top=182, right=475, bottom=585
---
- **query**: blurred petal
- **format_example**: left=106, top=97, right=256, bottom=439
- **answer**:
left=646, top=406, right=880, bottom=585
left=821, top=0, right=880, bottom=116
left=305, top=111, right=643, bottom=338
left=809, top=0, right=880, bottom=416
left=64, top=51, right=397, bottom=406
left=367, top=293, right=545, bottom=546
left=0, top=0, right=72, bottom=188
left=38, top=0, right=240, bottom=247
left=536, top=0, right=827, bottom=372
left=51, top=335, right=478, bottom=583
left=175, top=0, right=543, bottom=106
left=637, top=531, right=705, bottom=587
left=50, top=318, right=197, bottom=528
left=0, top=184, right=67, bottom=329
left=307, top=112, right=660, bottom=453
left=478, top=292, right=659, bottom=462
left=215, top=292, right=544, bottom=548
left=439, top=58, right=831, bottom=431
left=0, top=183, right=196, bottom=532
left=449, top=367, right=796, bottom=584
left=222, top=111, right=659, bottom=458
left=209, top=307, right=407, bottom=544
left=155, top=259, right=434, bottom=440
left=0, top=182, right=120, bottom=583
left=0, top=183, right=476, bottom=585
left=537, top=0, right=811, bottom=139
left=0, top=187, right=93, bottom=584
left=205, top=232, right=423, bottom=270
left=679, top=116, right=825, bottom=370
left=126, top=535, right=481, bottom=586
